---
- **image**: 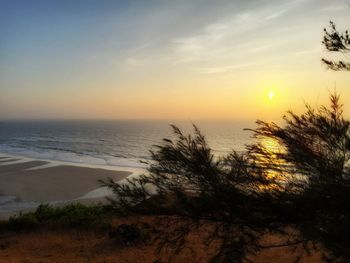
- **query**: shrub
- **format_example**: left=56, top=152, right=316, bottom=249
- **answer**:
left=1, top=203, right=114, bottom=231
left=6, top=212, right=40, bottom=231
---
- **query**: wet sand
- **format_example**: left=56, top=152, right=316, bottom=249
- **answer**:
left=0, top=160, right=131, bottom=202
left=0, top=159, right=19, bottom=163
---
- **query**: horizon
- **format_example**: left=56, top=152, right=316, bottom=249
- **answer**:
left=0, top=117, right=267, bottom=122
left=1, top=0, right=350, bottom=121
left=1, top=2, right=350, bottom=260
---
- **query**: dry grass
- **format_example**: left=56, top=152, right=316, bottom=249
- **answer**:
left=0, top=215, right=326, bottom=263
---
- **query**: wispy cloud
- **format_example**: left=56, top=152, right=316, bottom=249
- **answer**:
left=265, top=9, right=288, bottom=20
left=1, top=0, right=350, bottom=119
left=195, top=62, right=260, bottom=74
left=170, top=0, right=311, bottom=74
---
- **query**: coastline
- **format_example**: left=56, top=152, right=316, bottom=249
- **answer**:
left=0, top=153, right=144, bottom=219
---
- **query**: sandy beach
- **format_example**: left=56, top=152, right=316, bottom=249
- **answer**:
left=0, top=156, right=132, bottom=217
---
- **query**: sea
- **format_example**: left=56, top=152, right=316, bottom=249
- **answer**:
left=0, top=120, right=257, bottom=215
left=0, top=120, right=255, bottom=169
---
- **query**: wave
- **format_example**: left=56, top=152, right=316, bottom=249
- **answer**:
left=0, top=144, right=147, bottom=169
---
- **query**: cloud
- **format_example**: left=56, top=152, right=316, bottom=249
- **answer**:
left=265, top=9, right=288, bottom=20
left=195, top=63, right=259, bottom=74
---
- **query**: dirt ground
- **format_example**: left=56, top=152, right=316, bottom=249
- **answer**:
left=0, top=216, right=326, bottom=263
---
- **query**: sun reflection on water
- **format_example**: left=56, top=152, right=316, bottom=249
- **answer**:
left=254, top=137, right=290, bottom=192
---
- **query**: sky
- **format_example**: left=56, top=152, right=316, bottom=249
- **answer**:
left=1, top=0, right=350, bottom=121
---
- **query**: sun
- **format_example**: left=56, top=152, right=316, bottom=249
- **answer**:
left=268, top=91, right=275, bottom=100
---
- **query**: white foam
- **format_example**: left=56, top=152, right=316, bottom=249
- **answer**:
left=77, top=173, right=157, bottom=200
left=78, top=187, right=113, bottom=199
left=0, top=146, right=147, bottom=170
left=0, top=152, right=146, bottom=174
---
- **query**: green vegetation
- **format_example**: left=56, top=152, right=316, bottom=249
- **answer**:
left=1, top=203, right=115, bottom=231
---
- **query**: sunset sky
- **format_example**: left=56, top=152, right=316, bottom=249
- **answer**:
left=1, top=0, right=350, bottom=120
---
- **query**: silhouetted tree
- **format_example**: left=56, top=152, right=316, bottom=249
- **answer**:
left=102, top=93, right=350, bottom=262
left=101, top=124, right=277, bottom=219
left=101, top=125, right=283, bottom=262
left=248, top=93, right=350, bottom=261
left=99, top=19, right=350, bottom=262
left=322, top=21, right=350, bottom=71
left=248, top=92, right=350, bottom=192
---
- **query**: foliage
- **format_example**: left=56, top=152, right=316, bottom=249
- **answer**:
left=322, top=21, right=350, bottom=71
left=5, top=212, right=40, bottom=230
left=249, top=92, right=350, bottom=261
left=248, top=92, right=350, bottom=190
left=1, top=203, right=114, bottom=231
left=101, top=124, right=278, bottom=221
left=101, top=125, right=281, bottom=262
left=102, top=93, right=350, bottom=262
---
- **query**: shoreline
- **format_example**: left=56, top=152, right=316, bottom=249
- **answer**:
left=0, top=153, right=144, bottom=219
left=0, top=152, right=146, bottom=174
